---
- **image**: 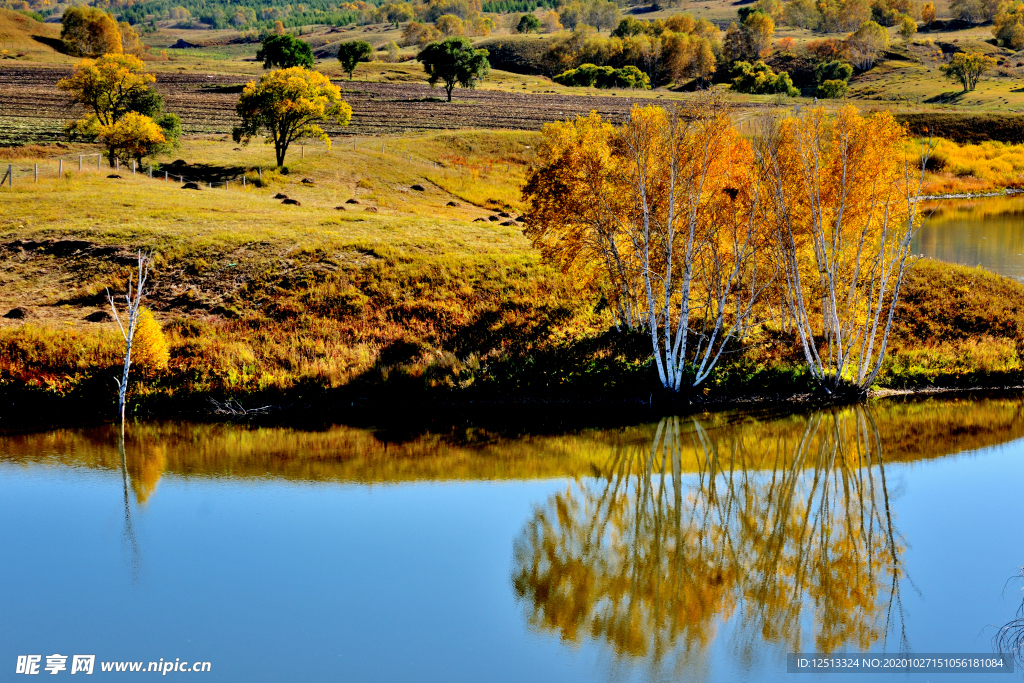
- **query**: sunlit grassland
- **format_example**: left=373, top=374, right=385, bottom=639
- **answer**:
left=0, top=131, right=620, bottom=410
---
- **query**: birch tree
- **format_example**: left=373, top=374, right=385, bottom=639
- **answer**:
left=107, top=250, right=153, bottom=424
left=617, top=101, right=770, bottom=390
left=753, top=106, right=929, bottom=397
left=524, top=95, right=772, bottom=392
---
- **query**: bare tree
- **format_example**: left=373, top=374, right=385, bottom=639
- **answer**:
left=107, top=250, right=153, bottom=424
left=753, top=107, right=930, bottom=397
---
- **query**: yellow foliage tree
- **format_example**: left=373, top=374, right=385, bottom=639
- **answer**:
left=132, top=306, right=169, bottom=371
left=232, top=66, right=353, bottom=167
left=435, top=13, right=464, bottom=35
left=60, top=6, right=122, bottom=57
left=57, top=54, right=156, bottom=127
left=753, top=106, right=927, bottom=395
left=98, top=112, right=167, bottom=165
left=524, top=94, right=770, bottom=391
left=119, top=21, right=147, bottom=56
left=921, top=0, right=936, bottom=22
left=57, top=54, right=158, bottom=166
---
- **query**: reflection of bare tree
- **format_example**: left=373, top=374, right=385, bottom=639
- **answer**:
left=117, top=425, right=142, bottom=580
left=512, top=407, right=906, bottom=673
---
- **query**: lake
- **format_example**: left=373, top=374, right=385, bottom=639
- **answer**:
left=3, top=398, right=1024, bottom=681
left=916, top=194, right=1024, bottom=280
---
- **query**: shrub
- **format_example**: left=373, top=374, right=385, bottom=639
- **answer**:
left=817, top=78, right=849, bottom=98
left=552, top=63, right=651, bottom=88
left=730, top=60, right=798, bottom=96
left=814, top=59, right=853, bottom=83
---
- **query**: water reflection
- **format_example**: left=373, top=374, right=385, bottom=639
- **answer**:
left=512, top=407, right=910, bottom=673
left=3, top=398, right=1024, bottom=492
left=117, top=430, right=142, bottom=579
left=915, top=195, right=1024, bottom=280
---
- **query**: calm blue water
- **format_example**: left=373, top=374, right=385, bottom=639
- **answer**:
left=1, top=406, right=1022, bottom=681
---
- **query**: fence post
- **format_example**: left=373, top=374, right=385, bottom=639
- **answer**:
left=164, top=170, right=168, bottom=181
left=258, top=168, right=262, bottom=183
left=301, top=145, right=304, bottom=159
left=242, top=175, right=246, bottom=187
left=208, top=182, right=212, bottom=189
left=115, top=158, right=119, bottom=172
left=7, top=165, right=11, bottom=188
left=132, top=160, right=136, bottom=175
left=79, top=155, right=82, bottom=172
left=97, top=154, right=101, bottom=170
left=2, top=164, right=10, bottom=188
left=34, top=163, right=38, bottom=182
left=149, top=164, right=152, bottom=178
left=58, top=159, right=63, bottom=175
left=381, top=142, right=384, bottom=154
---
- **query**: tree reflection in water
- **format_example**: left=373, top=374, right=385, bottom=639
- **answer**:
left=117, top=427, right=142, bottom=580
left=511, top=407, right=907, bottom=673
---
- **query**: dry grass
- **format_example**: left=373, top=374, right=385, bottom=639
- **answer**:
left=0, top=9, right=65, bottom=63
left=920, top=138, right=1024, bottom=194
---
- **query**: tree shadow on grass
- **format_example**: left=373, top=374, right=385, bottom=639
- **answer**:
left=158, top=161, right=247, bottom=183
left=31, top=35, right=66, bottom=53
left=924, top=90, right=968, bottom=104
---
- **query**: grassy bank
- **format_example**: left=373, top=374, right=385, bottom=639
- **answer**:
left=1, top=131, right=1024, bottom=424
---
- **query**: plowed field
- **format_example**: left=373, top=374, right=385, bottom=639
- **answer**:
left=0, top=66, right=648, bottom=143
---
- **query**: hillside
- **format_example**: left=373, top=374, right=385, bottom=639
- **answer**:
left=0, top=8, right=67, bottom=63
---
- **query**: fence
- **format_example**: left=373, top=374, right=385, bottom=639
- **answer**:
left=0, top=140, right=526, bottom=191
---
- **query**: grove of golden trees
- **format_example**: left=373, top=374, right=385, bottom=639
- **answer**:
left=523, top=95, right=929, bottom=397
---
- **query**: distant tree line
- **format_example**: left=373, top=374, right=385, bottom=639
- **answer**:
left=481, top=0, right=555, bottom=13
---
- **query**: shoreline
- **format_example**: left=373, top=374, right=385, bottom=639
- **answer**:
left=3, top=381, right=1023, bottom=436
left=920, top=188, right=1024, bottom=201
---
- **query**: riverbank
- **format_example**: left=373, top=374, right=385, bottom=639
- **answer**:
left=4, top=255, right=1024, bottom=432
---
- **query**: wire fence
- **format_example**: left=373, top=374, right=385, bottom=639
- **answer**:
left=0, top=139, right=527, bottom=190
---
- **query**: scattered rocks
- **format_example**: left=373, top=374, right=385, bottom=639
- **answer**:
left=345, top=198, right=360, bottom=204
left=181, top=182, right=200, bottom=190
left=364, top=206, right=378, bottom=213
left=446, top=201, right=460, bottom=207
left=473, top=217, right=486, bottom=222
left=487, top=215, right=499, bottom=222
left=411, top=184, right=425, bottom=192
left=500, top=220, right=515, bottom=226
left=2, top=307, right=29, bottom=319
left=301, top=178, right=315, bottom=185
left=334, top=206, right=347, bottom=211
left=107, top=174, right=122, bottom=179
left=273, top=193, right=288, bottom=199
left=282, top=198, right=301, bottom=205
left=84, top=310, right=112, bottom=322
left=497, top=211, right=511, bottom=218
